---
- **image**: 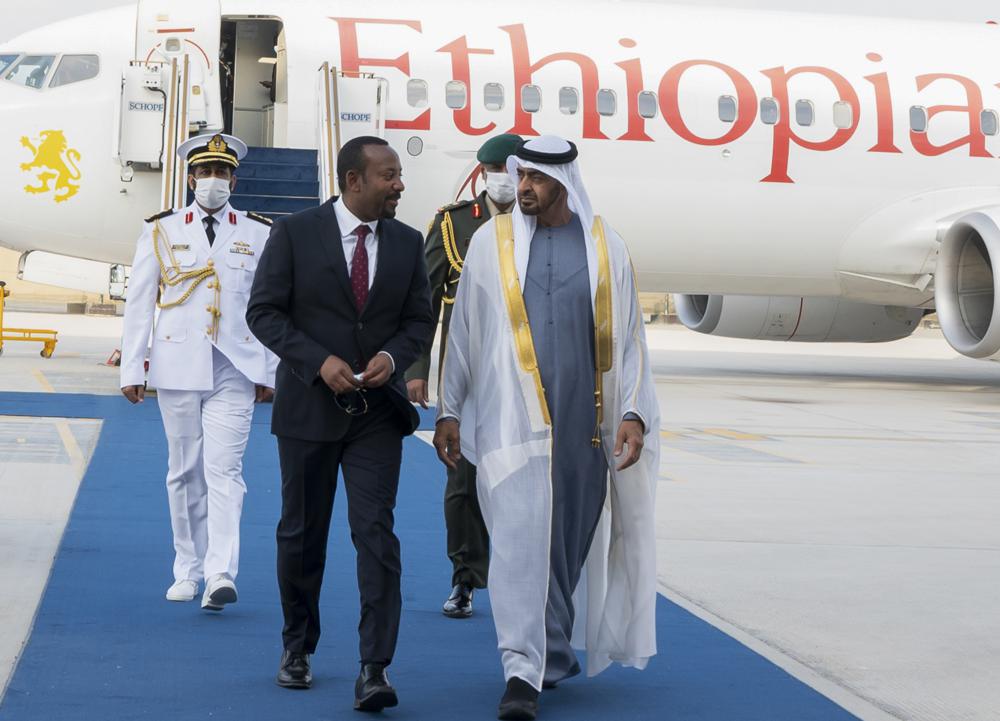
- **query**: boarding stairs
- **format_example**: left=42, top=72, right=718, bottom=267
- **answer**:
left=186, top=146, right=322, bottom=220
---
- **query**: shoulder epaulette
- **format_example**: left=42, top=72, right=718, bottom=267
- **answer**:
left=246, top=211, right=273, bottom=226
left=144, top=209, right=175, bottom=223
left=437, top=198, right=475, bottom=215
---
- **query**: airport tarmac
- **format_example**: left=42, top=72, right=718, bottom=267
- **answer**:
left=0, top=311, right=997, bottom=720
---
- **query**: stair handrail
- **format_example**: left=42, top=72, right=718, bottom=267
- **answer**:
left=317, top=65, right=385, bottom=201
left=318, top=62, right=337, bottom=201
left=159, top=55, right=192, bottom=211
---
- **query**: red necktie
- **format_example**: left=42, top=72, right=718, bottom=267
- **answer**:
left=350, top=224, right=371, bottom=312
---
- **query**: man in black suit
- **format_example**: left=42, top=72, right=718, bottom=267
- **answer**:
left=246, top=136, right=433, bottom=712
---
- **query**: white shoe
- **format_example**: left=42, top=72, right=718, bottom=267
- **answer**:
left=202, top=574, right=237, bottom=611
left=165, top=579, right=199, bottom=602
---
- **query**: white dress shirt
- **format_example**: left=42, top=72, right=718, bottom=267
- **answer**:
left=331, top=198, right=394, bottom=372
left=195, top=204, right=228, bottom=242
left=333, top=198, right=378, bottom=290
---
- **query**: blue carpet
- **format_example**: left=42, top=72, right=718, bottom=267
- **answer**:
left=0, top=392, right=859, bottom=721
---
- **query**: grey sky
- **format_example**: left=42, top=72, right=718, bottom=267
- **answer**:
left=2, top=0, right=998, bottom=43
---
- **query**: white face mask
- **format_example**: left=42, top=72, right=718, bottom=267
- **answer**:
left=484, top=172, right=516, bottom=205
left=194, top=177, right=231, bottom=210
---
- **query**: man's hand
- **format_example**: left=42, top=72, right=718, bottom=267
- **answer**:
left=122, top=385, right=145, bottom=404
left=255, top=386, right=275, bottom=403
left=361, top=352, right=393, bottom=388
left=613, top=419, right=645, bottom=472
left=407, top=379, right=429, bottom=409
left=319, top=355, right=362, bottom=394
left=433, top=418, right=461, bottom=470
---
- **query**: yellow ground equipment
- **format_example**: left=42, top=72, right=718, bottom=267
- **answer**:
left=0, top=281, right=58, bottom=358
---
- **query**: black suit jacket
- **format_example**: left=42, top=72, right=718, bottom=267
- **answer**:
left=246, top=198, right=434, bottom=442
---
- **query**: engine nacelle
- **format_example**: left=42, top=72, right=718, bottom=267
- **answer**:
left=936, top=209, right=1000, bottom=359
left=674, top=294, right=923, bottom=342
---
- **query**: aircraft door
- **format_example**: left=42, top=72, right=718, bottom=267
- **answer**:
left=134, top=0, right=222, bottom=132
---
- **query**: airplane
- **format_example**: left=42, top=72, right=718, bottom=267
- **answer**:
left=0, top=1, right=999, bottom=361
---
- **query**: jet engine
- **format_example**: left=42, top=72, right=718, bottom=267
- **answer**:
left=935, top=209, right=1000, bottom=359
left=674, top=294, right=923, bottom=342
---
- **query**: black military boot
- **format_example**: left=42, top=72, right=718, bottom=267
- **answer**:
left=442, top=583, right=474, bottom=618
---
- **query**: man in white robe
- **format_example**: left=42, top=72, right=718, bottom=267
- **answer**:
left=433, top=136, right=661, bottom=720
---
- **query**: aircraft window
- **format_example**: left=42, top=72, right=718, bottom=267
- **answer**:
left=981, top=109, right=999, bottom=136
left=833, top=101, right=853, bottom=129
left=637, top=91, right=657, bottom=119
left=407, top=79, right=429, bottom=108
left=597, top=89, right=616, bottom=116
left=0, top=54, right=19, bottom=75
left=521, top=84, right=541, bottom=113
left=4, top=54, right=55, bottom=89
left=446, top=80, right=467, bottom=110
left=49, top=54, right=99, bottom=88
left=795, top=100, right=814, bottom=127
left=909, top=106, right=928, bottom=133
left=559, top=87, right=579, bottom=115
left=484, top=82, right=504, bottom=111
left=718, top=95, right=737, bottom=123
left=760, top=97, right=780, bottom=125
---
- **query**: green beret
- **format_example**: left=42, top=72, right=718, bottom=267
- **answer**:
left=476, top=133, right=523, bottom=165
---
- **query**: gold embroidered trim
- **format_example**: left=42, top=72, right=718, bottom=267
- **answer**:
left=495, top=214, right=551, bottom=426
left=494, top=215, right=613, bottom=439
left=440, top=212, right=466, bottom=306
left=592, top=216, right=613, bottom=447
left=152, top=220, right=222, bottom=342
left=441, top=211, right=465, bottom=275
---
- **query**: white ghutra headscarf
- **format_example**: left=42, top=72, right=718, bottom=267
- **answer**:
left=506, top=135, right=600, bottom=303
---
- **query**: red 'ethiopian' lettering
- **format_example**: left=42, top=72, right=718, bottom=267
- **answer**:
left=329, top=19, right=1000, bottom=184
left=330, top=17, right=430, bottom=131
left=760, top=65, right=861, bottom=183
left=616, top=54, right=653, bottom=141
left=501, top=24, right=608, bottom=139
left=911, top=73, right=992, bottom=158
left=658, top=60, right=757, bottom=146
left=864, top=53, right=902, bottom=154
left=438, top=37, right=496, bottom=137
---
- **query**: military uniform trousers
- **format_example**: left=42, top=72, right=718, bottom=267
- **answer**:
left=446, top=456, right=489, bottom=588
left=156, top=346, right=255, bottom=583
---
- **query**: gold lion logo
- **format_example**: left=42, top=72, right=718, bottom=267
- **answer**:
left=20, top=130, right=82, bottom=203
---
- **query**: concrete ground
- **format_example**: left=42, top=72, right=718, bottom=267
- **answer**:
left=643, top=332, right=1000, bottom=721
left=0, top=312, right=997, bottom=719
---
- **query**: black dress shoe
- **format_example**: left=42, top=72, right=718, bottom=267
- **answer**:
left=442, top=583, right=474, bottom=618
left=354, top=663, right=398, bottom=712
left=497, top=677, right=539, bottom=720
left=276, top=650, right=312, bottom=689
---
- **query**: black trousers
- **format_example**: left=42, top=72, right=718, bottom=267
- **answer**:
left=444, top=455, right=489, bottom=588
left=276, top=390, right=404, bottom=665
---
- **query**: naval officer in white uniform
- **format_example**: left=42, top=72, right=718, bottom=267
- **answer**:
left=120, top=133, right=277, bottom=611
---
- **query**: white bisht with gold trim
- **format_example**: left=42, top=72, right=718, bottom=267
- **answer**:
left=438, top=141, right=661, bottom=689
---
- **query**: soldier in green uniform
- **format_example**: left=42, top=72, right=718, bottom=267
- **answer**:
left=406, top=133, right=522, bottom=618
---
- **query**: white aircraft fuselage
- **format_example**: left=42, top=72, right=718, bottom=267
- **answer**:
left=2, top=2, right=1000, bottom=355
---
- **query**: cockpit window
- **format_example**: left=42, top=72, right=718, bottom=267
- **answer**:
left=49, top=54, right=100, bottom=88
left=4, top=55, right=56, bottom=89
left=0, top=54, right=19, bottom=75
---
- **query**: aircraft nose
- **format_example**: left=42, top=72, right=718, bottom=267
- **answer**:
left=0, top=80, right=37, bottom=246
left=0, top=69, right=107, bottom=261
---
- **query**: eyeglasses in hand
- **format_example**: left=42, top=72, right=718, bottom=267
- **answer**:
left=334, top=388, right=368, bottom=416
